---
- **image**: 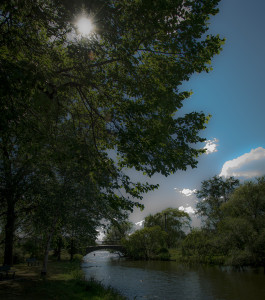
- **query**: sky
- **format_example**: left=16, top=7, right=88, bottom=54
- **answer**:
left=128, top=0, right=265, bottom=227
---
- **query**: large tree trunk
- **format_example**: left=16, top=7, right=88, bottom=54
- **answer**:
left=3, top=200, right=16, bottom=266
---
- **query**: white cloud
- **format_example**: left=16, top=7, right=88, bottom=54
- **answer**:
left=135, top=220, right=145, bottom=227
left=180, top=188, right=197, bottom=197
left=220, top=147, right=265, bottom=178
left=131, top=220, right=145, bottom=234
left=96, top=230, right=105, bottom=241
left=203, top=138, right=218, bottom=154
left=179, top=206, right=195, bottom=214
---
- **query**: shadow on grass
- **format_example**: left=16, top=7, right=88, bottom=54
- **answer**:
left=0, top=261, right=126, bottom=300
left=21, top=279, right=126, bottom=299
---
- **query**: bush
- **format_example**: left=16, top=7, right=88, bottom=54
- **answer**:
left=225, top=249, right=254, bottom=267
left=73, top=254, right=84, bottom=262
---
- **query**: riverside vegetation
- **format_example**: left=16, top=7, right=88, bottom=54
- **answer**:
left=181, top=176, right=265, bottom=268
left=1, top=175, right=264, bottom=299
left=105, top=176, right=265, bottom=269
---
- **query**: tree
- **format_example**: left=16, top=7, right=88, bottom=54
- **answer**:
left=144, top=208, right=191, bottom=247
left=196, top=176, right=239, bottom=229
left=122, top=226, right=168, bottom=260
left=0, top=139, right=46, bottom=265
left=181, top=177, right=265, bottom=267
left=218, top=177, right=265, bottom=267
left=222, top=177, right=265, bottom=230
left=1, top=0, right=224, bottom=265
left=104, top=221, right=133, bottom=243
left=215, top=217, right=255, bottom=266
left=181, top=228, right=216, bottom=262
left=1, top=0, right=224, bottom=175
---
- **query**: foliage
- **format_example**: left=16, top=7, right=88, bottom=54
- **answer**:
left=20, top=237, right=44, bottom=260
left=72, top=254, right=84, bottom=262
left=144, top=208, right=191, bottom=247
left=219, top=177, right=265, bottom=267
left=157, top=247, right=171, bottom=261
left=182, top=177, right=265, bottom=268
left=181, top=228, right=222, bottom=264
left=222, top=177, right=265, bottom=229
left=122, top=226, right=168, bottom=260
left=196, top=176, right=240, bottom=229
left=0, top=0, right=224, bottom=266
left=104, top=221, right=133, bottom=243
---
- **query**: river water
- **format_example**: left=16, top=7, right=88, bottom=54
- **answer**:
left=82, top=251, right=265, bottom=300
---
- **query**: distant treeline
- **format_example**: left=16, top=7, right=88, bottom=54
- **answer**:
left=105, top=176, right=265, bottom=268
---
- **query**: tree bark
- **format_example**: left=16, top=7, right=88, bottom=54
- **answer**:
left=3, top=199, right=16, bottom=266
left=70, top=238, right=75, bottom=261
left=2, top=144, right=16, bottom=266
left=41, top=219, right=57, bottom=275
left=57, top=237, right=62, bottom=261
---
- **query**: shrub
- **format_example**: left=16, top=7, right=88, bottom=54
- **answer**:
left=73, top=254, right=84, bottom=262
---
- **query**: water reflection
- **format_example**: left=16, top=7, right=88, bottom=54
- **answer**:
left=82, top=251, right=265, bottom=300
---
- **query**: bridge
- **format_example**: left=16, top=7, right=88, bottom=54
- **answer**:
left=86, top=241, right=126, bottom=255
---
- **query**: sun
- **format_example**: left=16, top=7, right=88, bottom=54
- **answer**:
left=76, top=17, right=94, bottom=36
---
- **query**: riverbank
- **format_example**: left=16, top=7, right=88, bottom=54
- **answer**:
left=0, top=259, right=126, bottom=299
left=169, top=248, right=226, bottom=265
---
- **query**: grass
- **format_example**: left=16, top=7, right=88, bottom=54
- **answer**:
left=0, top=257, right=126, bottom=300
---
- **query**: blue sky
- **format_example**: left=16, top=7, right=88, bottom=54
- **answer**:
left=129, top=0, right=265, bottom=226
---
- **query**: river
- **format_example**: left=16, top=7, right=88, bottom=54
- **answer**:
left=82, top=251, right=265, bottom=300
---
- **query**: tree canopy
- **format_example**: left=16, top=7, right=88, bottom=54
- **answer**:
left=1, top=0, right=224, bottom=175
left=218, top=177, right=265, bottom=266
left=144, top=207, right=191, bottom=247
left=103, top=221, right=133, bottom=243
left=0, top=0, right=224, bottom=266
left=122, top=226, right=169, bottom=260
left=182, top=176, right=265, bottom=267
left=196, top=175, right=239, bottom=229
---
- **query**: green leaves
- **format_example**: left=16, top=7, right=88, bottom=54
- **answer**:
left=186, top=176, right=265, bottom=267
left=1, top=0, right=224, bottom=262
left=123, top=226, right=168, bottom=260
left=144, top=208, right=191, bottom=247
left=196, top=175, right=240, bottom=229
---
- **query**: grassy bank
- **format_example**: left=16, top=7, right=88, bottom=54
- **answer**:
left=0, top=258, right=126, bottom=299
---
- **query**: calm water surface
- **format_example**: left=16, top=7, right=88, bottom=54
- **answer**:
left=82, top=251, right=265, bottom=300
